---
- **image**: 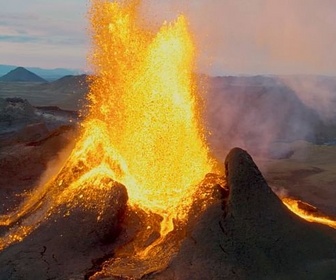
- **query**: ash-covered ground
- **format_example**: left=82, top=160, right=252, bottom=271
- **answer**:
left=1, top=75, right=336, bottom=279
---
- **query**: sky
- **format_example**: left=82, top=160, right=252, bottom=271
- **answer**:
left=1, top=0, right=336, bottom=76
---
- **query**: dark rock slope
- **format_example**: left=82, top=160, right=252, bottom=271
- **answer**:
left=0, top=182, right=128, bottom=280
left=154, top=148, right=336, bottom=280
left=1, top=147, right=336, bottom=279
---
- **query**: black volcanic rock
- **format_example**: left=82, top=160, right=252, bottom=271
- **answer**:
left=155, top=148, right=336, bottom=280
left=0, top=181, right=128, bottom=279
left=224, top=147, right=290, bottom=221
left=43, top=181, right=128, bottom=247
left=16, top=122, right=49, bottom=143
left=223, top=148, right=336, bottom=278
left=1, top=147, right=336, bottom=279
left=0, top=67, right=47, bottom=83
left=0, top=97, right=37, bottom=123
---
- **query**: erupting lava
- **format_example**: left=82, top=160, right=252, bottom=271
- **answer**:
left=0, top=0, right=213, bottom=250
left=86, top=0, right=213, bottom=225
left=1, top=0, right=336, bottom=261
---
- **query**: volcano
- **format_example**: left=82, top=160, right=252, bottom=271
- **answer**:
left=0, top=0, right=336, bottom=279
left=1, top=148, right=336, bottom=279
left=0, top=67, right=47, bottom=83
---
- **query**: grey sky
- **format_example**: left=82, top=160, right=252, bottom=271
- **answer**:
left=1, top=0, right=336, bottom=75
left=0, top=0, right=88, bottom=69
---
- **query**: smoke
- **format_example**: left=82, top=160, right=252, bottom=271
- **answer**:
left=280, top=76, right=336, bottom=122
left=142, top=0, right=336, bottom=76
left=140, top=1, right=336, bottom=160
left=203, top=74, right=336, bottom=162
left=270, top=185, right=289, bottom=199
left=202, top=75, right=332, bottom=159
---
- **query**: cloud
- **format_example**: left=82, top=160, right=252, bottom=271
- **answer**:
left=0, top=14, right=86, bottom=51
left=0, top=40, right=86, bottom=69
left=2, top=0, right=335, bottom=74
left=144, top=0, right=336, bottom=76
left=0, top=35, right=39, bottom=43
left=0, top=1, right=88, bottom=69
left=0, top=11, right=86, bottom=43
left=0, top=13, right=39, bottom=21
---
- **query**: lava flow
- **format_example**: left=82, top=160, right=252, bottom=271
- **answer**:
left=282, top=197, right=336, bottom=229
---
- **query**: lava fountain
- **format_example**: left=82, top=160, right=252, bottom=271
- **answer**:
left=86, top=0, right=214, bottom=232
left=0, top=0, right=214, bottom=250
left=1, top=0, right=336, bottom=263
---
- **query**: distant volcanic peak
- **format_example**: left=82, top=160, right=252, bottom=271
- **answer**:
left=0, top=67, right=47, bottom=83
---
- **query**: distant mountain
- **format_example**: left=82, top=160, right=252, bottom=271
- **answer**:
left=0, top=64, right=83, bottom=81
left=0, top=67, right=47, bottom=83
left=0, top=74, right=89, bottom=111
left=50, top=74, right=88, bottom=92
left=28, top=67, right=84, bottom=81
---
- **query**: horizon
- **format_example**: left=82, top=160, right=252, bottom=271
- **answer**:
left=1, top=0, right=336, bottom=76
left=3, top=64, right=336, bottom=79
left=0, top=63, right=80, bottom=71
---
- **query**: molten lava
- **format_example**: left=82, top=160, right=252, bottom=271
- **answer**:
left=86, top=0, right=213, bottom=231
left=0, top=0, right=213, bottom=250
left=282, top=197, right=336, bottom=229
left=1, top=0, right=336, bottom=259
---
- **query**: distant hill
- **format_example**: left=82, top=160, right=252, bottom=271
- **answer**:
left=50, top=74, right=88, bottom=92
left=0, top=74, right=89, bottom=111
left=0, top=67, right=47, bottom=83
left=0, top=64, right=83, bottom=81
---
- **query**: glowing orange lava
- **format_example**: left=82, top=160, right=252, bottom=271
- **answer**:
left=1, top=0, right=336, bottom=255
left=0, top=0, right=214, bottom=250
left=86, top=0, right=214, bottom=229
left=282, top=197, right=336, bottom=229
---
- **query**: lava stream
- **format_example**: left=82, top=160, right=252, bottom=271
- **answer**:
left=282, top=197, right=336, bottom=229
